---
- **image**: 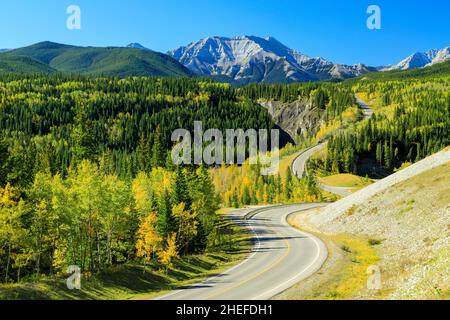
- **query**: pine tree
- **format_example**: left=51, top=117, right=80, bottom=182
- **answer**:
left=156, top=190, right=177, bottom=239
left=172, top=167, right=191, bottom=209
left=241, top=185, right=251, bottom=205
left=376, top=142, right=382, bottom=164
left=284, top=168, right=292, bottom=200
left=151, top=126, right=166, bottom=168
left=136, top=134, right=151, bottom=172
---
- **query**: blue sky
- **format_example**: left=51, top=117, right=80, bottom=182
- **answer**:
left=1, top=0, right=449, bottom=66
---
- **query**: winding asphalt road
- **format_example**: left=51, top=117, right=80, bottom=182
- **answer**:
left=155, top=204, right=328, bottom=300
left=155, top=97, right=373, bottom=301
left=291, top=143, right=354, bottom=197
left=292, top=143, right=327, bottom=178
left=291, top=96, right=374, bottom=197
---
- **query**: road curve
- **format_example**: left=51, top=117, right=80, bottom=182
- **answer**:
left=292, top=143, right=326, bottom=178
left=155, top=203, right=328, bottom=300
left=291, top=96, right=374, bottom=197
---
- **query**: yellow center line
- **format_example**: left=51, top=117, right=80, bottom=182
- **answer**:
left=201, top=220, right=292, bottom=300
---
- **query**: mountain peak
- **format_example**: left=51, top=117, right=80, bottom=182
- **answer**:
left=264, top=36, right=283, bottom=45
left=30, top=41, right=75, bottom=49
left=169, top=35, right=370, bottom=84
left=383, top=46, right=450, bottom=71
left=126, top=43, right=147, bottom=49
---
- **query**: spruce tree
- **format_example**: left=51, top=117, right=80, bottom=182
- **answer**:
left=172, top=167, right=191, bottom=209
left=156, top=190, right=177, bottom=239
left=151, top=126, right=166, bottom=168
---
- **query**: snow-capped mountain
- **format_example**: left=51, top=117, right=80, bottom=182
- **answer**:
left=383, top=46, right=450, bottom=71
left=169, top=36, right=373, bottom=84
left=429, top=47, right=450, bottom=65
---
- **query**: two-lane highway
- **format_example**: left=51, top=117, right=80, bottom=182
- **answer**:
left=291, top=96, right=375, bottom=197
left=155, top=204, right=328, bottom=300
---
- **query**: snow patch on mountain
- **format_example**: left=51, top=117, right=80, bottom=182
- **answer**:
left=427, top=47, right=450, bottom=66
left=169, top=36, right=371, bottom=83
left=383, top=46, right=450, bottom=71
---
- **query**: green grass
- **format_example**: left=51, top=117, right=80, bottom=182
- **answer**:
left=319, top=174, right=373, bottom=188
left=0, top=216, right=251, bottom=300
left=278, top=151, right=301, bottom=179
left=319, top=235, right=381, bottom=299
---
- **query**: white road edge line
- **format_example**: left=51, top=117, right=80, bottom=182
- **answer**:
left=251, top=209, right=327, bottom=300
left=155, top=204, right=328, bottom=301
left=154, top=208, right=263, bottom=300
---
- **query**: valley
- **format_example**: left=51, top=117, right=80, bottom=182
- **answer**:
left=0, top=39, right=448, bottom=301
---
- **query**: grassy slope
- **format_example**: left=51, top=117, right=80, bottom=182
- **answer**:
left=2, top=42, right=191, bottom=77
left=318, top=174, right=373, bottom=189
left=278, top=151, right=301, bottom=179
left=0, top=215, right=251, bottom=300
left=275, top=218, right=381, bottom=300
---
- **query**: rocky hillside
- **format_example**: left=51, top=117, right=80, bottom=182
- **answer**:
left=169, top=36, right=373, bottom=84
left=258, top=99, right=322, bottom=140
left=289, top=147, right=450, bottom=299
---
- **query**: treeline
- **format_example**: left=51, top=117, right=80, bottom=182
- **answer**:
left=0, top=75, right=275, bottom=185
left=0, top=73, right=375, bottom=283
left=0, top=161, right=220, bottom=283
left=212, top=159, right=322, bottom=207
left=312, top=77, right=450, bottom=176
left=0, top=74, right=268, bottom=283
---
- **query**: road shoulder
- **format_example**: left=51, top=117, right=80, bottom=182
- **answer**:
left=272, top=209, right=383, bottom=300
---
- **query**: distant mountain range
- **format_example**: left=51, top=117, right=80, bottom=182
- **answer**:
left=168, top=36, right=375, bottom=84
left=0, top=38, right=448, bottom=82
left=382, top=47, right=450, bottom=71
left=0, top=42, right=191, bottom=77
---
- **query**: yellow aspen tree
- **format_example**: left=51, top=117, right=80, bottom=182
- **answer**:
left=172, top=203, right=198, bottom=254
left=263, top=185, right=269, bottom=204
left=136, top=212, right=161, bottom=272
left=158, top=233, right=178, bottom=272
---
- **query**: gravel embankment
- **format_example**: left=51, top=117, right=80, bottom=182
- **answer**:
left=310, top=147, right=450, bottom=227
left=299, top=148, right=450, bottom=299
